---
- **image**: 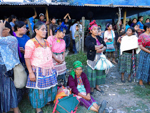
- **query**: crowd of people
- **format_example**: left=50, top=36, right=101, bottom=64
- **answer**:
left=0, top=8, right=150, bottom=113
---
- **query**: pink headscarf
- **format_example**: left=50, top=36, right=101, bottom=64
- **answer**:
left=88, top=20, right=98, bottom=30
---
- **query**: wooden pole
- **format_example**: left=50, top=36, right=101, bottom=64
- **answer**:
left=116, top=8, right=121, bottom=34
left=82, top=17, right=85, bottom=52
left=45, top=7, right=50, bottom=37
left=123, top=9, right=127, bottom=29
left=27, top=19, right=33, bottom=38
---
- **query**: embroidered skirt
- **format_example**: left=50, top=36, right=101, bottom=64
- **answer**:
left=137, top=49, right=150, bottom=82
left=0, top=65, right=18, bottom=113
left=29, top=86, right=57, bottom=108
left=26, top=66, right=57, bottom=89
left=118, top=52, right=139, bottom=74
left=53, top=53, right=67, bottom=75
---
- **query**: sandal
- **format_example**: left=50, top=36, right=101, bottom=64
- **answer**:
left=95, top=88, right=104, bottom=93
left=121, top=77, right=126, bottom=83
left=98, top=100, right=107, bottom=113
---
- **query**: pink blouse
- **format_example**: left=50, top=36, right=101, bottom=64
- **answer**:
left=47, top=36, right=66, bottom=53
left=24, top=38, right=54, bottom=68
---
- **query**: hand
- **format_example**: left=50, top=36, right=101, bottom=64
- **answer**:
left=29, top=72, right=36, bottom=82
left=99, top=44, right=104, bottom=49
left=46, top=21, right=50, bottom=25
left=87, top=93, right=91, bottom=100
left=84, top=95, right=91, bottom=101
left=0, top=20, right=6, bottom=30
left=19, top=47, right=25, bottom=53
left=96, top=49, right=103, bottom=53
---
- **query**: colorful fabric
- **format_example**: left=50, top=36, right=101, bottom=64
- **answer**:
left=29, top=86, right=57, bottom=108
left=88, top=20, right=98, bottom=30
left=118, top=52, right=139, bottom=74
left=132, top=50, right=136, bottom=77
left=25, top=38, right=54, bottom=68
left=26, top=66, right=57, bottom=89
left=138, top=33, right=150, bottom=47
left=77, top=76, right=86, bottom=93
left=0, top=36, right=20, bottom=71
left=0, top=65, right=18, bottom=113
left=47, top=36, right=66, bottom=53
left=53, top=54, right=67, bottom=75
left=137, top=48, right=150, bottom=82
left=87, top=65, right=106, bottom=88
left=80, top=96, right=97, bottom=110
left=57, top=74, right=66, bottom=86
left=70, top=61, right=83, bottom=79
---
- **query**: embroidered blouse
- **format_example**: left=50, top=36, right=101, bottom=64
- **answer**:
left=138, top=33, right=150, bottom=47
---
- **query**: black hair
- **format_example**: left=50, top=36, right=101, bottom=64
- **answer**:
left=4, top=16, right=8, bottom=20
left=133, top=24, right=138, bottom=28
left=76, top=25, right=79, bottom=27
left=51, top=17, right=56, bottom=20
left=57, top=19, right=62, bottom=25
left=32, top=22, right=45, bottom=38
left=138, top=16, right=143, bottom=21
left=14, top=21, right=26, bottom=32
left=9, top=15, right=17, bottom=22
left=144, top=23, right=150, bottom=31
left=127, top=27, right=135, bottom=33
left=132, top=18, right=137, bottom=23
left=3, top=20, right=13, bottom=36
left=145, top=18, right=150, bottom=22
left=105, top=23, right=112, bottom=31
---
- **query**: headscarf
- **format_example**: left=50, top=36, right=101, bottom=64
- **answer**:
left=88, top=20, right=98, bottom=30
left=55, top=22, right=67, bottom=33
left=70, top=61, right=83, bottom=79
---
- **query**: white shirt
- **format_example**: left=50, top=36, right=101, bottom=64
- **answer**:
left=104, top=30, right=115, bottom=39
left=70, top=23, right=82, bottom=40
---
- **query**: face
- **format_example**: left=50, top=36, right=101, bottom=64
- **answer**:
left=40, top=16, right=45, bottom=21
left=90, top=26, right=98, bottom=36
left=57, top=29, right=66, bottom=39
left=35, top=25, right=47, bottom=38
left=52, top=18, right=56, bottom=24
left=119, top=21, right=122, bottom=25
left=140, top=17, right=143, bottom=21
left=134, top=25, right=139, bottom=31
left=75, top=67, right=83, bottom=76
left=13, top=18, right=17, bottom=22
left=126, top=29, right=133, bottom=36
left=146, top=19, right=150, bottom=23
left=18, top=25, right=27, bottom=35
left=5, top=18, right=9, bottom=22
left=2, top=27, right=10, bottom=37
left=65, top=18, right=68, bottom=23
left=107, top=25, right=112, bottom=30
left=76, top=26, right=79, bottom=31
left=58, top=21, right=62, bottom=25
left=133, top=19, right=137, bottom=24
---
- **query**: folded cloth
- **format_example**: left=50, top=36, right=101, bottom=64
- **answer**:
left=120, top=35, right=140, bottom=55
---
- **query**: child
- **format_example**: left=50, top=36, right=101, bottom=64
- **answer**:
left=74, top=25, right=82, bottom=52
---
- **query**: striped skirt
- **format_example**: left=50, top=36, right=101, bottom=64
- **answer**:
left=118, top=52, right=139, bottom=74
left=53, top=54, right=67, bottom=75
left=29, top=86, right=57, bottom=108
left=87, top=65, right=106, bottom=88
left=0, top=65, right=18, bottom=113
left=137, top=50, right=150, bottom=82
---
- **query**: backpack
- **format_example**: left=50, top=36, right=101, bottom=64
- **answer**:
left=52, top=94, right=80, bottom=113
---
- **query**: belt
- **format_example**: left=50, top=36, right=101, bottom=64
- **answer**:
left=53, top=52, right=63, bottom=55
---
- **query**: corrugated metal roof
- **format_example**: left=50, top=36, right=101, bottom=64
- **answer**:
left=0, top=2, right=150, bottom=8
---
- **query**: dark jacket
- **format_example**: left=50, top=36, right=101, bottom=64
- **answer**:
left=67, top=72, right=90, bottom=95
left=85, top=35, right=107, bottom=61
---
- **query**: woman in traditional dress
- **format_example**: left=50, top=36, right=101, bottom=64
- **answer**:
left=104, top=23, right=117, bottom=64
left=25, top=22, right=57, bottom=113
left=118, top=27, right=139, bottom=83
left=85, top=20, right=107, bottom=94
left=47, top=22, right=67, bottom=86
left=137, top=16, right=144, bottom=36
left=137, top=23, right=150, bottom=87
left=0, top=21, right=21, bottom=113
left=67, top=61, right=107, bottom=113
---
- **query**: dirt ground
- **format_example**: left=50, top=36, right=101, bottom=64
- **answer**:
left=75, top=65, right=150, bottom=113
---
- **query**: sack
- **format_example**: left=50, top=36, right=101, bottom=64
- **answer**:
left=53, top=94, right=80, bottom=113
left=13, top=63, right=27, bottom=88
left=106, top=30, right=115, bottom=52
left=94, top=54, right=114, bottom=72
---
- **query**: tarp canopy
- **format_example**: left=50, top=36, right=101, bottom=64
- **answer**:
left=0, top=2, right=149, bottom=20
